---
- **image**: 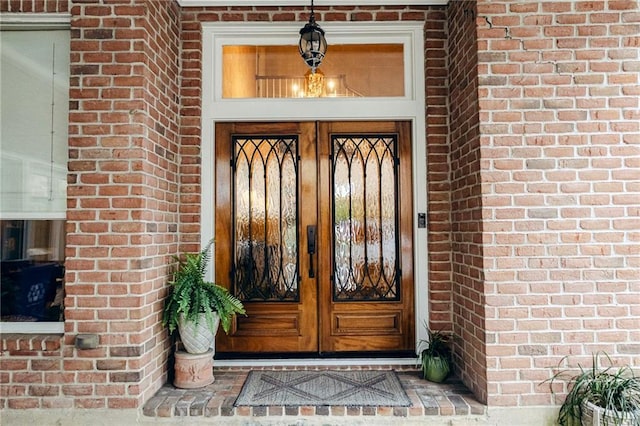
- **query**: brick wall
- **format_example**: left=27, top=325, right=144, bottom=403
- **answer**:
left=0, top=0, right=68, bottom=13
left=4, top=0, right=636, bottom=413
left=65, top=0, right=181, bottom=408
left=425, top=7, right=454, bottom=333
left=448, top=0, right=488, bottom=404
left=476, top=0, right=640, bottom=406
left=1, top=0, right=181, bottom=409
left=1, top=2, right=451, bottom=410
left=0, top=336, right=65, bottom=409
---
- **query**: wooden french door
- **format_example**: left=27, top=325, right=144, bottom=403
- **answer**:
left=214, top=121, right=414, bottom=355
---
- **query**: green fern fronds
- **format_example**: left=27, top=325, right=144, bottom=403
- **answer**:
left=162, top=241, right=246, bottom=335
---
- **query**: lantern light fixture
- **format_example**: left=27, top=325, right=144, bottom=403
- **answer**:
left=298, top=0, right=327, bottom=73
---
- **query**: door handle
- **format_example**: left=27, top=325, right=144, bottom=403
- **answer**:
left=307, top=225, right=316, bottom=278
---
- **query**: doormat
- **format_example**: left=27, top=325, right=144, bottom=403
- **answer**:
left=234, top=370, right=411, bottom=407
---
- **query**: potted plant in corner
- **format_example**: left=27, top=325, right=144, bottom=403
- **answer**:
left=545, top=352, right=640, bottom=426
left=162, top=241, right=245, bottom=388
left=419, top=326, right=452, bottom=383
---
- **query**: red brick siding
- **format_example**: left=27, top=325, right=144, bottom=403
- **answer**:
left=477, top=0, right=640, bottom=406
left=425, top=7, right=454, bottom=334
left=0, top=0, right=68, bottom=13
left=448, top=0, right=487, bottom=404
left=1, top=0, right=181, bottom=410
left=0, top=335, right=65, bottom=409
left=6, top=0, right=636, bottom=413
left=1, top=2, right=449, bottom=410
left=69, top=0, right=180, bottom=408
left=136, top=0, right=181, bottom=405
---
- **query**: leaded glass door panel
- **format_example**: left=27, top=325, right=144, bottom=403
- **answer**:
left=318, top=121, right=414, bottom=353
left=215, top=122, right=318, bottom=353
left=215, top=121, right=414, bottom=355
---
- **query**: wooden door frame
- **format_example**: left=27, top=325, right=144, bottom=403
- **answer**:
left=200, top=22, right=429, bottom=353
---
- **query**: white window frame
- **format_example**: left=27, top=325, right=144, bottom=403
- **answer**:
left=0, top=13, right=71, bottom=334
left=201, top=21, right=429, bottom=350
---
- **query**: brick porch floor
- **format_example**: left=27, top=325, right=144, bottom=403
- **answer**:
left=142, top=365, right=487, bottom=422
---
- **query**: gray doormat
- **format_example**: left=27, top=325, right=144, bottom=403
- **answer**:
left=235, top=370, right=411, bottom=407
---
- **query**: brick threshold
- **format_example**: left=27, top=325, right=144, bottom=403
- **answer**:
left=143, top=365, right=487, bottom=420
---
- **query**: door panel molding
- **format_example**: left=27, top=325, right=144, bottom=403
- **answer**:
left=333, top=311, right=402, bottom=335
left=234, top=312, right=301, bottom=337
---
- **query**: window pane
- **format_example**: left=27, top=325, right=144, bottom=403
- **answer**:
left=223, top=44, right=404, bottom=99
left=0, top=29, right=69, bottom=325
left=1, top=220, right=65, bottom=322
left=233, top=136, right=299, bottom=301
left=0, top=30, right=69, bottom=216
left=332, top=136, right=399, bottom=301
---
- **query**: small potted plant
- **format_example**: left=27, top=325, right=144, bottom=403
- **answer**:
left=162, top=241, right=245, bottom=355
left=545, top=352, right=640, bottom=426
left=419, top=326, right=452, bottom=383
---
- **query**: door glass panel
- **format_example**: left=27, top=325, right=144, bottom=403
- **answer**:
left=332, top=135, right=399, bottom=301
left=233, top=136, right=298, bottom=301
left=222, top=44, right=404, bottom=99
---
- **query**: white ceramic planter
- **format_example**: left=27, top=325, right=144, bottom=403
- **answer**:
left=177, top=312, right=220, bottom=355
left=581, top=400, right=639, bottom=426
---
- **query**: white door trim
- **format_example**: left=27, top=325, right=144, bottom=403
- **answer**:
left=200, top=21, right=428, bottom=353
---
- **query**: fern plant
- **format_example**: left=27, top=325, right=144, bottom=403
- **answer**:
left=162, top=241, right=245, bottom=335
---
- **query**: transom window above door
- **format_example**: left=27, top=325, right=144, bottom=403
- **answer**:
left=204, top=22, right=423, bottom=118
left=223, top=44, right=404, bottom=99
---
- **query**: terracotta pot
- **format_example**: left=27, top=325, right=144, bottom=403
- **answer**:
left=177, top=312, right=219, bottom=355
left=174, top=349, right=214, bottom=389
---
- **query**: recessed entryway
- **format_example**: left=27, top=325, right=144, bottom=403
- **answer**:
left=200, top=22, right=429, bottom=354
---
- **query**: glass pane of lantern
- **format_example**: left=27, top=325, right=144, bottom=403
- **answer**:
left=222, top=44, right=404, bottom=98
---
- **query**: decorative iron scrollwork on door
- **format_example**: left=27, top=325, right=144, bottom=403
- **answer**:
left=232, top=136, right=299, bottom=302
left=332, top=135, right=400, bottom=301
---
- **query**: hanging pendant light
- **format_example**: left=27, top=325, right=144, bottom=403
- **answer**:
left=298, top=0, right=327, bottom=73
